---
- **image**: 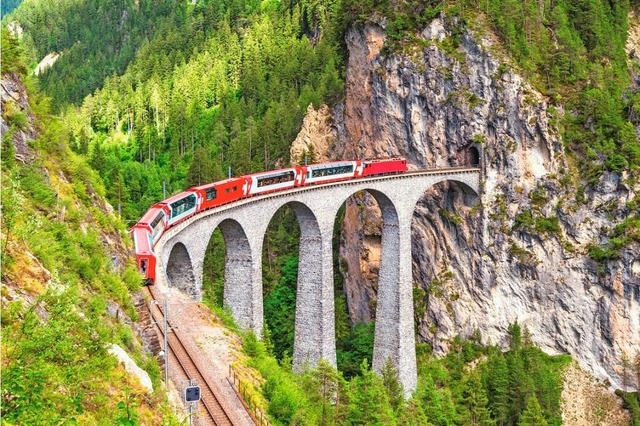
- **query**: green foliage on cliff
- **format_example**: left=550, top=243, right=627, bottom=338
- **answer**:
left=345, top=0, right=640, bottom=175
left=1, top=34, right=171, bottom=424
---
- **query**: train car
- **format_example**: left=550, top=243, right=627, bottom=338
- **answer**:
left=159, top=190, right=199, bottom=227
left=192, top=177, right=249, bottom=212
left=131, top=227, right=156, bottom=284
left=246, top=168, right=298, bottom=195
left=136, top=206, right=167, bottom=245
left=299, top=160, right=363, bottom=185
left=361, top=158, right=407, bottom=176
left=132, top=158, right=408, bottom=284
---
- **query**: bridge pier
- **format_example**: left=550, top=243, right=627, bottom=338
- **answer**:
left=292, top=205, right=337, bottom=372
left=371, top=196, right=418, bottom=396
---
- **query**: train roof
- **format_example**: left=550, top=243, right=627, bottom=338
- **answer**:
left=138, top=206, right=165, bottom=224
left=159, top=190, right=197, bottom=205
left=362, top=157, right=405, bottom=163
left=247, top=167, right=297, bottom=179
left=131, top=228, right=153, bottom=254
left=191, top=177, right=246, bottom=190
left=306, top=161, right=356, bottom=169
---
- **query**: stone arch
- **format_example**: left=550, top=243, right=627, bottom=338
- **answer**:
left=410, top=177, right=482, bottom=368
left=263, top=201, right=327, bottom=372
left=214, top=219, right=254, bottom=330
left=335, top=188, right=404, bottom=375
left=166, top=242, right=197, bottom=298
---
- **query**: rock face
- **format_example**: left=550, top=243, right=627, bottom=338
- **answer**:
left=1, top=73, right=37, bottom=164
left=108, top=344, right=154, bottom=393
left=289, top=104, right=335, bottom=165
left=327, top=16, right=639, bottom=390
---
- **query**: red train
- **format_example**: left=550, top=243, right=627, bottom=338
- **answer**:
left=131, top=158, right=407, bottom=284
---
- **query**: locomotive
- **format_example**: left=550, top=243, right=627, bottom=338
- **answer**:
left=131, top=158, right=407, bottom=284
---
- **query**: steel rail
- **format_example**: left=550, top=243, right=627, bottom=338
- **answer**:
left=145, top=286, right=237, bottom=426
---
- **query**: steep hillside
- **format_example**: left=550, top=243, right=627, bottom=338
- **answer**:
left=4, top=0, right=207, bottom=106
left=329, top=1, right=639, bottom=394
left=0, top=31, right=171, bottom=423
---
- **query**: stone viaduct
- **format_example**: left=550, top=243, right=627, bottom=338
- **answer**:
left=153, top=168, right=481, bottom=394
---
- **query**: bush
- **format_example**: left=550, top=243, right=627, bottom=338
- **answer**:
left=535, top=216, right=561, bottom=234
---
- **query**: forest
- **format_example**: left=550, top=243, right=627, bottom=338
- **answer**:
left=3, top=0, right=640, bottom=423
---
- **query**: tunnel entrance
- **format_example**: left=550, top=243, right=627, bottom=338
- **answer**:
left=469, top=146, right=480, bottom=166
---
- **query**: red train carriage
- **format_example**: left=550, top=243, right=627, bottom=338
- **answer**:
left=159, top=190, right=199, bottom=227
left=136, top=206, right=167, bottom=245
left=298, top=160, right=363, bottom=185
left=192, top=177, right=249, bottom=211
left=131, top=227, right=157, bottom=284
left=361, top=158, right=407, bottom=176
left=246, top=168, right=298, bottom=195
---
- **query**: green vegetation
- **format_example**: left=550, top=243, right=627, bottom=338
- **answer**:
left=1, top=33, right=172, bottom=423
left=5, top=0, right=639, bottom=420
left=8, top=0, right=345, bottom=223
left=345, top=0, right=640, bottom=175
left=240, top=322, right=570, bottom=425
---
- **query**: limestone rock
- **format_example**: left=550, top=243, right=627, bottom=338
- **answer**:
left=330, top=16, right=640, bottom=390
left=1, top=73, right=37, bottom=164
left=290, top=104, right=335, bottom=165
left=108, top=344, right=154, bottom=393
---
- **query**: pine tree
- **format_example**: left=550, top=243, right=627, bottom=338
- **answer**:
left=484, top=354, right=510, bottom=425
left=518, top=394, right=547, bottom=426
left=381, top=358, right=404, bottom=413
left=346, top=359, right=396, bottom=425
left=186, top=145, right=214, bottom=187
left=397, top=398, right=431, bottom=425
left=461, top=371, right=494, bottom=425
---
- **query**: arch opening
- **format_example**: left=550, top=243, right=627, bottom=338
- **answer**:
left=410, top=180, right=482, bottom=354
left=202, top=228, right=225, bottom=309
left=166, top=242, right=197, bottom=298
left=334, top=189, right=400, bottom=378
left=261, top=204, right=301, bottom=361
left=201, top=219, right=254, bottom=329
left=469, top=146, right=480, bottom=167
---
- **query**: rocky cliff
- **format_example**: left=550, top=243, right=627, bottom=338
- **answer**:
left=306, top=15, right=639, bottom=390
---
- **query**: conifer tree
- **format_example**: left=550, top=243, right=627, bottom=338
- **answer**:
left=397, top=398, right=431, bottom=426
left=461, top=371, right=494, bottom=425
left=186, top=145, right=214, bottom=187
left=518, top=394, right=547, bottom=426
left=484, top=354, right=510, bottom=424
left=381, top=358, right=404, bottom=414
left=346, top=359, right=396, bottom=425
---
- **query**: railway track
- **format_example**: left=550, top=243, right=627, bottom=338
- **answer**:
left=144, top=286, right=236, bottom=426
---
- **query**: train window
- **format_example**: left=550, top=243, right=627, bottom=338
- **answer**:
left=232, top=186, right=237, bottom=191
left=311, top=164, right=353, bottom=178
left=257, top=171, right=295, bottom=187
left=150, top=211, right=165, bottom=228
left=140, top=259, right=147, bottom=273
left=170, top=194, right=196, bottom=218
left=206, top=188, right=217, bottom=201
